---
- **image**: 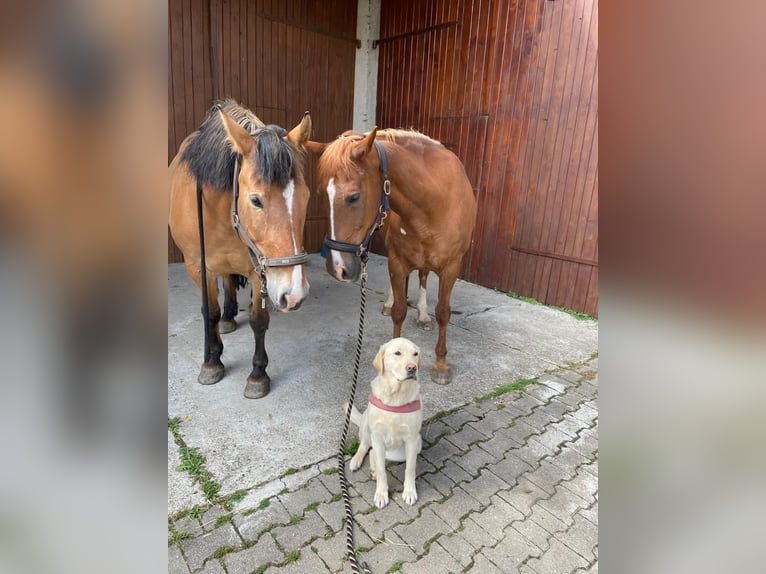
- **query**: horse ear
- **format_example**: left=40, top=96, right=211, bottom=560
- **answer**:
left=219, top=110, right=253, bottom=157
left=304, top=140, right=328, bottom=156
left=287, top=111, right=312, bottom=146
left=352, top=127, right=378, bottom=161
left=373, top=344, right=386, bottom=375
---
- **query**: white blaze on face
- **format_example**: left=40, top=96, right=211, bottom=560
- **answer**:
left=326, top=177, right=344, bottom=269
left=282, top=179, right=304, bottom=295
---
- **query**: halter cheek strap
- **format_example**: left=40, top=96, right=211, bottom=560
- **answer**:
left=323, top=139, right=391, bottom=262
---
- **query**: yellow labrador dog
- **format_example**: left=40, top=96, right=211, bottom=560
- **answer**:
left=346, top=337, right=423, bottom=508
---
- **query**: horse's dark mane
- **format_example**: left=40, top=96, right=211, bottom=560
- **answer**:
left=180, top=99, right=301, bottom=191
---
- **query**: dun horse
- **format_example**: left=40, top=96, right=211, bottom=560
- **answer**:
left=169, top=100, right=312, bottom=398
left=310, top=129, right=476, bottom=384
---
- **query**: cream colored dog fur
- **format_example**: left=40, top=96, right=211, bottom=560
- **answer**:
left=346, top=337, right=423, bottom=508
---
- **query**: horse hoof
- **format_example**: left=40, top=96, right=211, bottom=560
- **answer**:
left=417, top=318, right=433, bottom=331
left=198, top=364, right=224, bottom=385
left=430, top=367, right=452, bottom=385
left=244, top=376, right=271, bottom=399
left=219, top=319, right=237, bottom=334
left=382, top=306, right=392, bottom=316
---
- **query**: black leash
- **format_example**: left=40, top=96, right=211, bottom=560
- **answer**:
left=337, top=257, right=373, bottom=574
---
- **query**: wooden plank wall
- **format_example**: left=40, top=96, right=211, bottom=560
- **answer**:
left=376, top=0, right=598, bottom=315
left=168, top=0, right=358, bottom=262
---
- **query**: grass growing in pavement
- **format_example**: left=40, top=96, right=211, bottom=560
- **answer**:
left=475, top=378, right=538, bottom=403
left=259, top=498, right=271, bottom=510
left=255, top=567, right=267, bottom=574
left=331, top=493, right=342, bottom=502
left=284, top=467, right=298, bottom=476
left=285, top=550, right=301, bottom=563
left=322, top=466, right=338, bottom=475
left=304, top=501, right=320, bottom=512
left=214, top=513, right=233, bottom=528
left=507, top=291, right=597, bottom=320
left=168, top=530, right=191, bottom=546
left=387, top=561, right=404, bottom=573
left=343, top=436, right=360, bottom=456
left=210, top=545, right=237, bottom=560
left=221, top=489, right=248, bottom=511
left=168, top=417, right=222, bottom=503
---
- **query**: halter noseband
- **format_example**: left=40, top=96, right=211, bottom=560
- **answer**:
left=323, top=139, right=391, bottom=263
left=230, top=126, right=309, bottom=306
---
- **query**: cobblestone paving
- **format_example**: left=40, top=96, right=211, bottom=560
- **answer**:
left=169, top=359, right=598, bottom=573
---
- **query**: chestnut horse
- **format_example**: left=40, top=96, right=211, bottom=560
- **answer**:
left=169, top=100, right=312, bottom=398
left=310, top=129, right=476, bottom=384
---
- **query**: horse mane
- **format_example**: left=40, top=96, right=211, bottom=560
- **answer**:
left=180, top=99, right=302, bottom=191
left=318, top=128, right=440, bottom=181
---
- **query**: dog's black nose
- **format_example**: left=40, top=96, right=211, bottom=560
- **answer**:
left=406, top=363, right=417, bottom=378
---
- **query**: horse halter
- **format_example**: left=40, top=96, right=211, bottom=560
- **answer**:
left=323, top=139, right=391, bottom=263
left=230, top=126, right=309, bottom=307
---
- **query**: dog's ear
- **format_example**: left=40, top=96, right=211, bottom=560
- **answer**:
left=373, top=344, right=386, bottom=375
left=417, top=351, right=422, bottom=370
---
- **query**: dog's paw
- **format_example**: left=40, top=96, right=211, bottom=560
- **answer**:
left=402, top=485, right=418, bottom=506
left=349, top=453, right=364, bottom=472
left=374, top=489, right=389, bottom=509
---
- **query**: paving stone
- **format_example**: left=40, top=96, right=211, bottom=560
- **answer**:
left=394, top=477, right=443, bottom=509
left=430, top=486, right=482, bottom=530
left=278, top=478, right=333, bottom=518
left=548, top=445, right=592, bottom=477
left=316, top=499, right=345, bottom=534
left=528, top=504, right=568, bottom=536
left=197, top=559, right=226, bottom=573
left=560, top=466, right=598, bottom=503
left=511, top=515, right=554, bottom=550
left=308, top=530, right=348, bottom=573
left=537, top=485, right=590, bottom=527
left=520, top=407, right=562, bottom=433
left=568, top=404, right=598, bottom=426
left=467, top=494, right=523, bottom=539
left=401, top=539, right=462, bottom=574
left=234, top=499, right=291, bottom=542
left=461, top=468, right=512, bottom=506
left=463, top=400, right=500, bottom=418
left=529, top=426, right=573, bottom=453
left=579, top=500, right=598, bottom=526
left=201, top=507, right=229, bottom=532
left=486, top=450, right=534, bottom=487
left=224, top=533, right=283, bottom=574
left=441, top=459, right=474, bottom=485
left=421, top=438, right=462, bottom=467
left=355, top=530, right=417, bottom=574
left=508, top=393, right=544, bottom=416
left=436, top=531, right=475, bottom=567
left=317, top=469, right=342, bottom=495
left=280, top=466, right=320, bottom=492
left=555, top=370, right=584, bottom=385
left=552, top=413, right=589, bottom=438
left=422, top=469, right=456, bottom=497
left=568, top=427, right=598, bottom=460
left=526, top=537, right=589, bottom=574
left=498, top=477, right=550, bottom=516
left=552, top=389, right=588, bottom=409
left=271, top=511, right=328, bottom=554
left=444, top=423, right=488, bottom=451
left=452, top=444, right=497, bottom=477
left=355, top=499, right=410, bottom=541
left=482, top=529, right=543, bottom=570
left=523, top=383, right=562, bottom=403
left=168, top=545, right=190, bottom=574
left=509, top=441, right=557, bottom=470
left=174, top=516, right=203, bottom=538
left=469, top=554, right=506, bottom=573
left=554, top=514, right=598, bottom=562
left=268, top=547, right=331, bottom=573
left=180, top=523, right=242, bottom=572
left=457, top=516, right=495, bottom=549
left=394, top=507, right=452, bottom=555
left=498, top=420, right=539, bottom=445
left=441, top=409, right=479, bottom=431
left=476, top=431, right=515, bottom=459
left=524, top=460, right=574, bottom=495
left=539, top=377, right=569, bottom=393
left=469, top=406, right=522, bottom=437
left=422, top=419, right=451, bottom=445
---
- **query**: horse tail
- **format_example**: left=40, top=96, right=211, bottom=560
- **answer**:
left=196, top=178, right=212, bottom=363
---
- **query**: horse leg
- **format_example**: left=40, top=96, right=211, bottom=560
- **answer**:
left=388, top=259, right=409, bottom=339
left=382, top=281, right=393, bottom=316
left=415, top=270, right=432, bottom=331
left=244, top=278, right=271, bottom=398
left=186, top=260, right=225, bottom=385
left=220, top=274, right=239, bottom=334
left=431, top=267, right=459, bottom=385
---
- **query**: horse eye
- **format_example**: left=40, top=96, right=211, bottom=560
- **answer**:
left=249, top=195, right=264, bottom=209
left=347, top=192, right=361, bottom=205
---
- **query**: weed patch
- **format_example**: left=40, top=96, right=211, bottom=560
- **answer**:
left=476, top=378, right=538, bottom=403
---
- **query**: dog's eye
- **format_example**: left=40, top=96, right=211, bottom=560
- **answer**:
left=394, top=351, right=401, bottom=356
left=414, top=352, right=418, bottom=356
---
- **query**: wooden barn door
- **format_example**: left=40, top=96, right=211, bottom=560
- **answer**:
left=376, top=0, right=598, bottom=315
left=168, top=0, right=359, bottom=262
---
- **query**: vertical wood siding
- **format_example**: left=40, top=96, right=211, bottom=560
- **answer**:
left=168, top=0, right=358, bottom=262
left=376, top=0, right=598, bottom=315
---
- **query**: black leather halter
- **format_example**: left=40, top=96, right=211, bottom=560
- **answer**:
left=323, top=140, right=391, bottom=262
left=230, top=130, right=309, bottom=305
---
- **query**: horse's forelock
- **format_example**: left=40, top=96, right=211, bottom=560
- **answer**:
left=249, top=127, right=300, bottom=188
left=317, top=132, right=365, bottom=185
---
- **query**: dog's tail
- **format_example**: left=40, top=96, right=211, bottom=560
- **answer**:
left=341, top=401, right=362, bottom=426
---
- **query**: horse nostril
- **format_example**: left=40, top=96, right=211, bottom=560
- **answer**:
left=279, top=293, right=287, bottom=308
left=341, top=268, right=351, bottom=280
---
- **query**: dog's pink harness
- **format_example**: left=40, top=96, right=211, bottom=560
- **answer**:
left=367, top=393, right=422, bottom=413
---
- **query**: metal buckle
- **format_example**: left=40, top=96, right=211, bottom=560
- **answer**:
left=383, top=180, right=391, bottom=195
